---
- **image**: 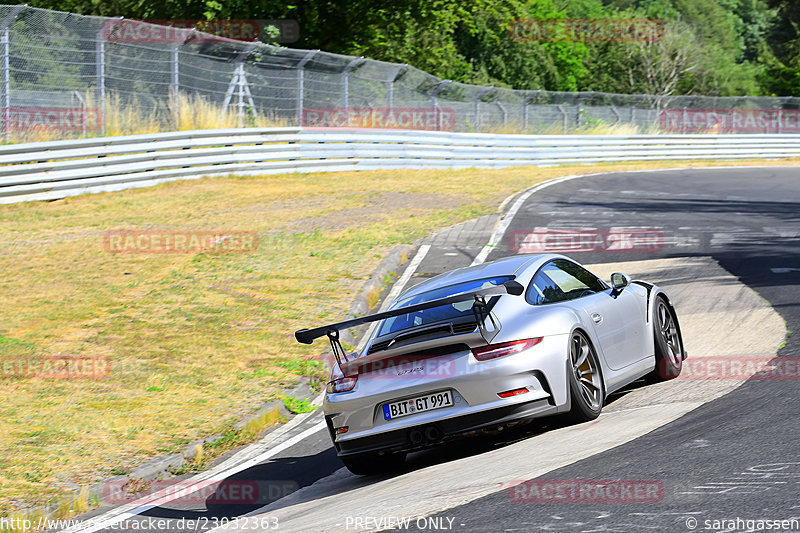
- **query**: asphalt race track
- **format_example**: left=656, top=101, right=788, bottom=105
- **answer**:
left=422, top=166, right=800, bottom=532
left=485, top=166, right=799, bottom=358
left=62, top=167, right=799, bottom=533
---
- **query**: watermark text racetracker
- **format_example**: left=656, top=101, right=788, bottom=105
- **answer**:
left=660, top=108, right=800, bottom=133
left=672, top=356, right=800, bottom=381
left=1, top=354, right=110, bottom=379
left=103, top=479, right=297, bottom=505
left=102, top=18, right=299, bottom=43
left=0, top=517, right=279, bottom=531
left=104, top=230, right=258, bottom=254
left=2, top=107, right=102, bottom=132
left=302, top=107, right=456, bottom=131
left=510, top=228, right=664, bottom=254
left=509, top=479, right=663, bottom=503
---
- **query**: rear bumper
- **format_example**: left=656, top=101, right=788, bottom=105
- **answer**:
left=328, top=398, right=556, bottom=456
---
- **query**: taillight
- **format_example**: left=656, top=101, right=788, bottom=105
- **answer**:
left=498, top=387, right=530, bottom=398
left=327, top=376, right=357, bottom=393
left=471, top=338, right=542, bottom=361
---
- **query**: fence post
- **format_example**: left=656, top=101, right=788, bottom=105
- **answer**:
left=474, top=86, right=493, bottom=131
left=431, top=80, right=450, bottom=131
left=341, top=57, right=364, bottom=109
left=1, top=28, right=9, bottom=142
left=387, top=64, right=406, bottom=111
left=73, top=91, right=87, bottom=138
left=296, top=50, right=319, bottom=127
left=557, top=104, right=567, bottom=132
left=495, top=102, right=507, bottom=129
left=236, top=63, right=245, bottom=127
left=523, top=91, right=537, bottom=132
left=576, top=94, right=587, bottom=128
left=170, top=44, right=179, bottom=126
left=169, top=44, right=180, bottom=128
left=95, top=24, right=111, bottom=136
left=610, top=105, right=621, bottom=125
left=0, top=5, right=24, bottom=142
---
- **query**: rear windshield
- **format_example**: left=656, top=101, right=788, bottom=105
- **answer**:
left=376, top=276, right=513, bottom=336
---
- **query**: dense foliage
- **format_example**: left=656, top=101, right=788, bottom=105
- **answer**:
left=25, top=0, right=799, bottom=96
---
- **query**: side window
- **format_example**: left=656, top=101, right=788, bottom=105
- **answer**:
left=527, top=260, right=607, bottom=305
left=553, top=259, right=607, bottom=292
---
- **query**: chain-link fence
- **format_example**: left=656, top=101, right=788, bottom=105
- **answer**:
left=3, top=4, right=800, bottom=141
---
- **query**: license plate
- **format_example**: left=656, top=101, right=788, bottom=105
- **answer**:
left=382, top=390, right=453, bottom=420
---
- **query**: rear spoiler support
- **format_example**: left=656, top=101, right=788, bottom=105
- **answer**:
left=472, top=296, right=498, bottom=331
left=295, top=279, right=524, bottom=370
left=326, top=329, right=350, bottom=371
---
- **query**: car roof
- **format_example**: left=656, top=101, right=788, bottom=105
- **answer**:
left=396, top=254, right=555, bottom=303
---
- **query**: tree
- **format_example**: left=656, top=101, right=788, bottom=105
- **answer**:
left=762, top=0, right=800, bottom=95
left=22, top=0, right=781, bottom=96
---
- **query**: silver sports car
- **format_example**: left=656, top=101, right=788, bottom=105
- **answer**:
left=295, top=253, right=685, bottom=475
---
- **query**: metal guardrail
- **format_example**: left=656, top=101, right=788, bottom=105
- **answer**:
left=2, top=128, right=799, bottom=204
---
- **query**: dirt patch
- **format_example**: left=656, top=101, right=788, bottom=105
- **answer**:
left=281, top=192, right=467, bottom=233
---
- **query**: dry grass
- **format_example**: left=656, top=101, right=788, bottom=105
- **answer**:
left=4, top=92, right=685, bottom=145
left=6, top=92, right=292, bottom=144
left=0, top=158, right=799, bottom=518
left=366, top=286, right=383, bottom=310
left=477, top=120, right=661, bottom=135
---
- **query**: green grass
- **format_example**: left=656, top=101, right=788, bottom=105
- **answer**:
left=280, top=395, right=318, bottom=414
left=275, top=359, right=326, bottom=376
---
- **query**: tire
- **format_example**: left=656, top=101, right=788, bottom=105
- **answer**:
left=648, top=297, right=684, bottom=381
left=340, top=451, right=406, bottom=476
left=566, top=330, right=604, bottom=422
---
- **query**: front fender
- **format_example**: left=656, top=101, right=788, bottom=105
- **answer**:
left=637, top=282, right=687, bottom=360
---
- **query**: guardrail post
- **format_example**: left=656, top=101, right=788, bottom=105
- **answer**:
left=341, top=57, right=364, bottom=109
left=1, top=5, right=24, bottom=142
left=296, top=50, right=319, bottom=127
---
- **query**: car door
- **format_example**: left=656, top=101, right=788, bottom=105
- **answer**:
left=579, top=288, right=646, bottom=370
left=528, top=259, right=644, bottom=370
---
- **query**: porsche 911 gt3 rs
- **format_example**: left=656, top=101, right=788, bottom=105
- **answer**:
left=295, top=253, right=685, bottom=475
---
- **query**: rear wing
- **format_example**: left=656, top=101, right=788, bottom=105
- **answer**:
left=294, top=279, right=524, bottom=371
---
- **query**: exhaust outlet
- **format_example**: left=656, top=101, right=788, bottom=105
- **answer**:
left=424, top=425, right=442, bottom=442
left=409, top=429, right=424, bottom=445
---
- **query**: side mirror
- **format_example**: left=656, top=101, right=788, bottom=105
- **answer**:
left=610, top=272, right=631, bottom=297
